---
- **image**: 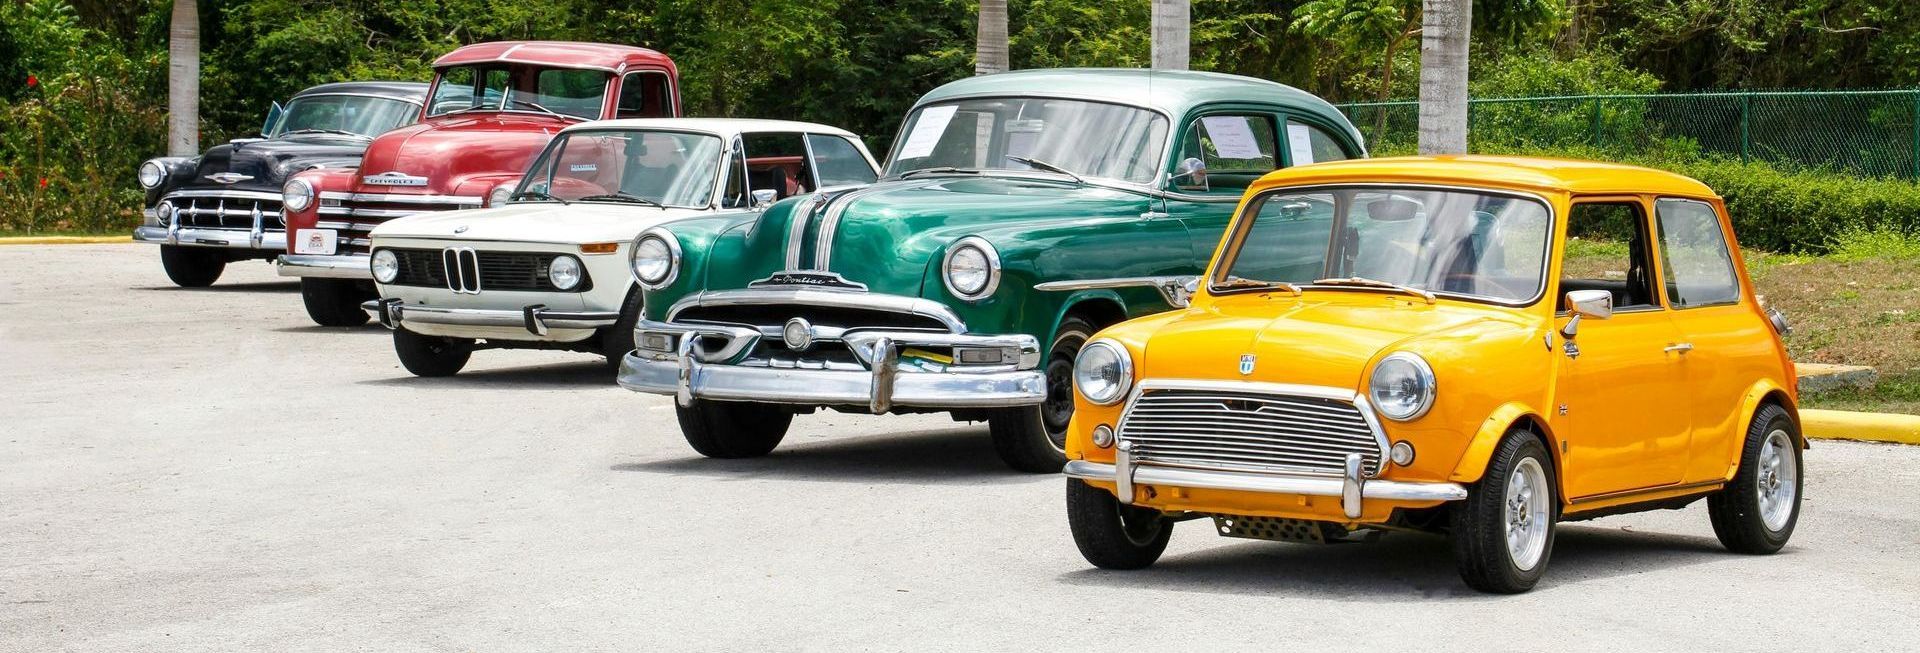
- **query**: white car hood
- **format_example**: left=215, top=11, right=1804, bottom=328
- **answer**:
left=370, top=202, right=711, bottom=245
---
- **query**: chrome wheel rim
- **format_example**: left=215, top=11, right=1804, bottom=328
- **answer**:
left=1757, top=429, right=1798, bottom=532
left=1505, top=457, right=1550, bottom=572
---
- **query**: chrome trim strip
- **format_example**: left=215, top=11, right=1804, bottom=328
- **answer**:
left=664, top=288, right=969, bottom=334
left=275, top=254, right=372, bottom=279
left=314, top=221, right=382, bottom=232
left=318, top=206, right=429, bottom=219
left=784, top=194, right=826, bottom=271
left=1035, top=275, right=1197, bottom=307
left=361, top=299, right=618, bottom=335
left=1064, top=460, right=1469, bottom=505
left=159, top=189, right=282, bottom=202
left=318, top=191, right=486, bottom=205
left=811, top=180, right=942, bottom=270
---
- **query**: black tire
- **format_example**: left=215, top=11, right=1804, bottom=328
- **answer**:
left=1451, top=429, right=1557, bottom=594
left=159, top=245, right=225, bottom=287
left=601, top=288, right=644, bottom=370
left=676, top=399, right=793, bottom=459
left=1066, top=479, right=1171, bottom=570
left=392, top=328, right=472, bottom=377
left=987, top=317, right=1095, bottom=473
left=300, top=278, right=371, bottom=327
left=1708, top=404, right=1802, bottom=554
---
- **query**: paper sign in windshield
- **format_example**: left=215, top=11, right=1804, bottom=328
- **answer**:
left=1202, top=116, right=1265, bottom=160
left=1287, top=123, right=1316, bottom=165
left=897, top=105, right=959, bottom=160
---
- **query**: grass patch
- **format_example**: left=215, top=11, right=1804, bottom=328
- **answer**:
left=1802, top=370, right=1920, bottom=415
left=0, top=229, right=128, bottom=238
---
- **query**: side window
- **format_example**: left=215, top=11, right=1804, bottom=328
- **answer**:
left=1178, top=114, right=1278, bottom=192
left=807, top=135, right=876, bottom=188
left=1655, top=198, right=1742, bottom=307
left=617, top=72, right=673, bottom=119
left=1562, top=202, right=1658, bottom=310
left=1285, top=121, right=1351, bottom=166
left=741, top=133, right=816, bottom=199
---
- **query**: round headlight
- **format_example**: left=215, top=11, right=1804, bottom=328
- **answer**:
left=942, top=236, right=1000, bottom=300
left=283, top=178, right=315, bottom=213
left=370, top=249, right=400, bottom=284
left=154, top=201, right=175, bottom=223
left=1073, top=339, right=1133, bottom=406
left=548, top=255, right=583, bottom=291
left=488, top=185, right=513, bottom=207
left=138, top=161, right=166, bottom=189
left=1369, top=352, right=1436, bottom=421
left=630, top=228, right=679, bottom=289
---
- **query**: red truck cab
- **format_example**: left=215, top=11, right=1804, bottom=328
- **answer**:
left=276, top=41, right=680, bottom=326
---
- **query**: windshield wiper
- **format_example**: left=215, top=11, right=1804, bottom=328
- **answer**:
left=895, top=166, right=982, bottom=180
left=1005, top=156, right=1085, bottom=184
left=509, top=98, right=584, bottom=120
left=1310, top=276, right=1436, bottom=303
left=283, top=128, right=370, bottom=140
left=1210, top=275, right=1302, bottom=296
left=577, top=192, right=664, bottom=208
left=510, top=190, right=568, bottom=205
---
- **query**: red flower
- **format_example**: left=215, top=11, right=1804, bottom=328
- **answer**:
left=38, top=177, right=48, bottom=189
left=25, top=74, right=36, bottom=88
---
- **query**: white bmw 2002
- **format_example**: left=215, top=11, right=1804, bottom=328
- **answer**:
left=363, top=118, right=881, bottom=376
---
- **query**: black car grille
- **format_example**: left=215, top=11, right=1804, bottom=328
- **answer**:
left=382, top=247, right=589, bottom=293
left=168, top=195, right=284, bottom=230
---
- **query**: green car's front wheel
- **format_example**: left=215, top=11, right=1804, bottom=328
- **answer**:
left=677, top=399, right=793, bottom=459
left=988, top=317, right=1094, bottom=473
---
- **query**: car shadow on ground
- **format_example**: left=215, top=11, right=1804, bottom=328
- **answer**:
left=610, top=426, right=1042, bottom=486
left=1055, top=523, right=1735, bottom=600
left=135, top=281, right=299, bottom=293
left=358, top=361, right=622, bottom=389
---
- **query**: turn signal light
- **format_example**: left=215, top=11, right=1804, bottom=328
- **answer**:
left=579, top=242, right=621, bottom=254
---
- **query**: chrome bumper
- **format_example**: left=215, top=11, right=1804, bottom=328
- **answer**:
left=616, top=320, right=1046, bottom=412
left=276, top=253, right=370, bottom=280
left=365, top=298, right=619, bottom=336
left=133, top=225, right=286, bottom=251
left=1064, top=448, right=1468, bottom=519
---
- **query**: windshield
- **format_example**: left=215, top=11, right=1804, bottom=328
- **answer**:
left=514, top=130, right=723, bottom=208
left=885, top=97, right=1168, bottom=183
left=1216, top=186, right=1553, bottom=304
left=427, top=65, right=609, bottom=120
left=270, top=95, right=417, bottom=138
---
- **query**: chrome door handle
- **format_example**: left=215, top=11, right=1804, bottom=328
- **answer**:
left=1664, top=343, right=1694, bottom=354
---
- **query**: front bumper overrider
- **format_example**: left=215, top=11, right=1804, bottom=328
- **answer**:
left=364, top=298, right=620, bottom=337
left=1064, top=447, right=1468, bottom=519
left=617, top=318, right=1046, bottom=413
left=276, top=253, right=370, bottom=280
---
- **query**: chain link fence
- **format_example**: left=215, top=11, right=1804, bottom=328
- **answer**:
left=1338, top=90, right=1920, bottom=181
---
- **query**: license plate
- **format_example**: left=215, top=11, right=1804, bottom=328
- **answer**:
left=294, top=229, right=338, bottom=255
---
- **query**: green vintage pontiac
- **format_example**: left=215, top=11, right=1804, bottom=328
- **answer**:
left=617, top=68, right=1366, bottom=471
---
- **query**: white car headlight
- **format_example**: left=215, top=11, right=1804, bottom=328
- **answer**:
left=548, top=255, right=583, bottom=291
left=1073, top=339, right=1133, bottom=406
left=942, top=236, right=1000, bottom=300
left=370, top=249, right=400, bottom=284
left=283, top=178, right=315, bottom=213
left=488, top=185, right=513, bottom=207
left=1369, top=352, right=1436, bottom=421
left=630, top=228, right=680, bottom=289
left=138, top=160, right=167, bottom=189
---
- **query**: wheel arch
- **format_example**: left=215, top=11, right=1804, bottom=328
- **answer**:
left=1448, top=402, right=1561, bottom=491
left=1049, top=292, right=1128, bottom=344
left=1742, top=379, right=1803, bottom=450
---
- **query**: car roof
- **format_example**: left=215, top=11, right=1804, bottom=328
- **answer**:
left=557, top=118, right=860, bottom=139
left=433, top=41, right=675, bottom=73
left=294, top=81, right=430, bottom=104
left=1251, top=155, right=1720, bottom=198
left=914, top=68, right=1362, bottom=147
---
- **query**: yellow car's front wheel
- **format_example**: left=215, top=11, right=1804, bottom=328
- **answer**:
left=1066, top=479, right=1172, bottom=570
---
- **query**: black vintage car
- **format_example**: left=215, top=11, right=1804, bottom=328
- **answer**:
left=134, top=81, right=428, bottom=286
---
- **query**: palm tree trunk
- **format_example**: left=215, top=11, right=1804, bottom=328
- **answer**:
left=1150, top=0, right=1190, bottom=70
left=1418, top=0, right=1470, bottom=155
left=167, top=0, right=200, bottom=156
left=975, top=0, right=1008, bottom=75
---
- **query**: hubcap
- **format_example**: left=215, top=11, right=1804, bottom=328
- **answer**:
left=1504, top=457, right=1550, bottom=572
left=1757, top=429, right=1798, bottom=532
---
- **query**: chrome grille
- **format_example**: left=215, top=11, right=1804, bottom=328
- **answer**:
left=381, top=247, right=581, bottom=293
left=167, top=195, right=284, bottom=230
left=1117, top=385, right=1385, bottom=476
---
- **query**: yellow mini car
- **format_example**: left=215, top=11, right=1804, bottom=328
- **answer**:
left=1061, top=156, right=1801, bottom=593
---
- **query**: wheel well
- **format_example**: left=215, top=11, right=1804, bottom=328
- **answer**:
left=1509, top=414, right=1561, bottom=498
left=1758, top=388, right=1803, bottom=445
left=1064, top=298, right=1126, bottom=331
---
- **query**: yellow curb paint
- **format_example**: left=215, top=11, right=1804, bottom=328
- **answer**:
left=1802, top=409, right=1920, bottom=445
left=0, top=235, right=133, bottom=245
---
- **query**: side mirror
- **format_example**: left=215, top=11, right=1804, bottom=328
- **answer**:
left=262, top=101, right=285, bottom=137
left=1170, top=157, right=1208, bottom=192
left=750, top=189, right=778, bottom=210
left=1561, top=289, right=1613, bottom=338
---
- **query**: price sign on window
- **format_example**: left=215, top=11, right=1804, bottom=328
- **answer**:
left=897, top=105, right=959, bottom=160
left=1202, top=116, right=1264, bottom=160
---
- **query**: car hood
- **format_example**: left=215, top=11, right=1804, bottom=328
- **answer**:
left=371, top=202, right=711, bottom=245
left=351, top=113, right=569, bottom=196
left=1139, top=295, right=1533, bottom=390
left=180, top=135, right=371, bottom=195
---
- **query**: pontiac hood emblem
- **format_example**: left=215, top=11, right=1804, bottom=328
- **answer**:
left=205, top=172, right=253, bottom=184
left=1239, top=354, right=1256, bottom=375
left=748, top=271, right=869, bottom=291
left=363, top=171, right=429, bottom=187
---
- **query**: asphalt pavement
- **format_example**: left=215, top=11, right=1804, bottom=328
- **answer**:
left=3, top=244, right=1917, bottom=651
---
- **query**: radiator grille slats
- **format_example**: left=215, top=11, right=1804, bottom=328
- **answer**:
left=1118, top=387, right=1384, bottom=476
left=380, top=247, right=584, bottom=293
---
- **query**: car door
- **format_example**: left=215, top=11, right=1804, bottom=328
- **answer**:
left=1651, top=197, right=1771, bottom=483
left=1162, top=109, right=1283, bottom=264
left=1553, top=197, right=1693, bottom=499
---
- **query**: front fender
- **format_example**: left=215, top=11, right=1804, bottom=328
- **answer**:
left=1447, top=401, right=1556, bottom=484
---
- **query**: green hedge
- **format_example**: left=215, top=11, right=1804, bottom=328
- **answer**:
left=1669, top=158, right=1920, bottom=254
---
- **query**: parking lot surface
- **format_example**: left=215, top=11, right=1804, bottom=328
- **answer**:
left=4, top=244, right=1918, bottom=651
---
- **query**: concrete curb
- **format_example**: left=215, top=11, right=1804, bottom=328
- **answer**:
left=1802, top=409, right=1920, bottom=445
left=0, top=235, right=133, bottom=245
